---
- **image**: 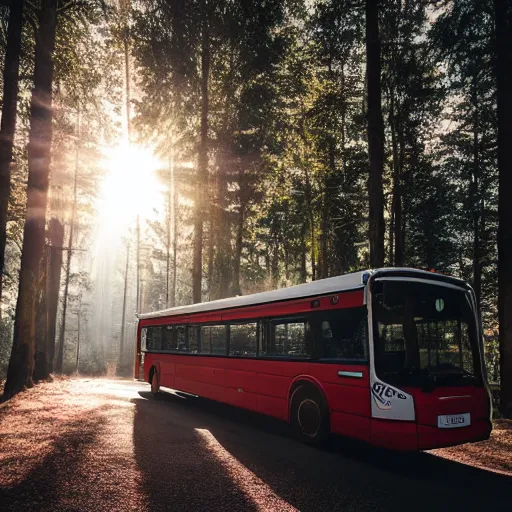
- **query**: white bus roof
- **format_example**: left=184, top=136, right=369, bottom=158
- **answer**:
left=136, top=268, right=467, bottom=320
left=137, top=271, right=366, bottom=320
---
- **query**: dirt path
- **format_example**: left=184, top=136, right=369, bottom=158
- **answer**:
left=0, top=378, right=510, bottom=511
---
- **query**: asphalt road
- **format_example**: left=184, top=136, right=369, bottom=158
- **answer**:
left=0, top=379, right=510, bottom=511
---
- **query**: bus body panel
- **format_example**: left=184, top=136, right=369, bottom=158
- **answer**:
left=331, top=411, right=371, bottom=442
left=371, top=419, right=418, bottom=450
left=143, top=352, right=370, bottom=430
left=406, top=386, right=490, bottom=427
left=406, top=385, right=491, bottom=450
left=417, top=420, right=492, bottom=450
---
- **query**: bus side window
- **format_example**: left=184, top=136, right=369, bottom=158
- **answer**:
left=259, top=320, right=269, bottom=356
left=200, top=326, right=212, bottom=354
left=162, top=325, right=174, bottom=351
left=188, top=326, right=199, bottom=353
left=268, top=318, right=311, bottom=358
left=199, top=325, right=227, bottom=355
left=176, top=326, right=187, bottom=352
left=316, top=307, right=368, bottom=360
left=229, top=322, right=257, bottom=356
left=210, top=325, right=227, bottom=354
left=146, top=326, right=162, bottom=351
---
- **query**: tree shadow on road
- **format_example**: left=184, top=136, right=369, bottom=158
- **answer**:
left=132, top=391, right=258, bottom=512
left=133, top=390, right=510, bottom=512
left=0, top=413, right=106, bottom=512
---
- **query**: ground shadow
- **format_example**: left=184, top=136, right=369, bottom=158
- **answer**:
left=0, top=412, right=106, bottom=512
left=132, top=392, right=258, bottom=511
left=133, top=389, right=510, bottom=511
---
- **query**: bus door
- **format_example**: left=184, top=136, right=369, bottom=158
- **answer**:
left=135, top=327, right=146, bottom=381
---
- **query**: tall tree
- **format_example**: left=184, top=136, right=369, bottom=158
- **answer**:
left=119, top=241, right=129, bottom=370
left=3, top=0, right=59, bottom=399
left=192, top=0, right=210, bottom=303
left=46, top=218, right=64, bottom=374
left=55, top=111, right=80, bottom=374
left=0, top=0, right=24, bottom=310
left=494, top=0, right=512, bottom=417
left=365, top=0, right=385, bottom=268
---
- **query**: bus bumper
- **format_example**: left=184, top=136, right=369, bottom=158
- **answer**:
left=417, top=419, right=492, bottom=450
left=370, top=418, right=492, bottom=451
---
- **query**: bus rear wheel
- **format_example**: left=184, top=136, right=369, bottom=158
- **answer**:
left=290, top=385, right=329, bottom=444
left=150, top=369, right=160, bottom=397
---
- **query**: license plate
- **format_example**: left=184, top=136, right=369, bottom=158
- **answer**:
left=437, top=413, right=471, bottom=429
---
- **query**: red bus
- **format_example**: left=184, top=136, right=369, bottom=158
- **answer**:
left=134, top=268, right=492, bottom=451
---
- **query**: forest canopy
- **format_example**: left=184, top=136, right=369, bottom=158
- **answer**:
left=0, top=0, right=510, bottom=415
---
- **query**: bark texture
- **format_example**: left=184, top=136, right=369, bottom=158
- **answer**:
left=0, top=0, right=24, bottom=307
left=192, top=5, right=209, bottom=303
left=3, top=0, right=58, bottom=400
left=365, top=0, right=385, bottom=268
left=495, top=0, right=512, bottom=417
left=46, top=218, right=64, bottom=374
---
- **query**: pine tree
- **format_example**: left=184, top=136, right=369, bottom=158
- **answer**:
left=3, top=0, right=59, bottom=399
left=0, top=0, right=24, bottom=311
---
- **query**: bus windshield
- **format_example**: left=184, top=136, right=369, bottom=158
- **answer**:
left=372, top=280, right=482, bottom=389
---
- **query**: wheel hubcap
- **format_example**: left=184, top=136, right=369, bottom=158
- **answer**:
left=297, top=399, right=321, bottom=437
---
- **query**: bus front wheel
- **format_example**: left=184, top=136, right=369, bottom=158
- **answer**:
left=290, top=385, right=329, bottom=444
left=150, top=369, right=160, bottom=397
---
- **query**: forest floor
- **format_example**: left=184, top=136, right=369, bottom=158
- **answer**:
left=430, top=418, right=511, bottom=475
left=0, top=378, right=510, bottom=511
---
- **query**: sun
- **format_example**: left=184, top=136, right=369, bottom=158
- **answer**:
left=97, top=142, right=164, bottom=235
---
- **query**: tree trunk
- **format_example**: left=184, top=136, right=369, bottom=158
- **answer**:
left=319, top=140, right=335, bottom=279
left=265, top=247, right=271, bottom=282
left=75, top=309, right=80, bottom=373
left=121, top=0, right=137, bottom=314
left=33, top=245, right=49, bottom=382
left=232, top=169, right=245, bottom=296
left=388, top=203, right=395, bottom=266
left=471, top=85, right=482, bottom=311
left=192, top=4, right=209, bottom=303
left=284, top=241, right=290, bottom=282
left=3, top=0, right=58, bottom=400
left=215, top=165, right=231, bottom=300
left=388, top=92, right=398, bottom=266
left=171, top=152, right=177, bottom=307
left=56, top=111, right=79, bottom=374
left=207, top=170, right=215, bottom=299
left=300, top=219, right=307, bottom=283
left=136, top=214, right=140, bottom=311
left=303, top=166, right=316, bottom=281
left=365, top=0, right=385, bottom=268
left=124, top=24, right=131, bottom=144
left=0, top=0, right=24, bottom=310
left=319, top=61, right=336, bottom=280
left=394, top=129, right=405, bottom=266
left=494, top=0, right=512, bottom=417
left=207, top=213, right=214, bottom=299
left=56, top=237, right=72, bottom=374
left=232, top=207, right=243, bottom=296
left=165, top=160, right=172, bottom=307
left=119, top=243, right=129, bottom=371
left=46, top=218, right=63, bottom=374
left=271, top=232, right=279, bottom=289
